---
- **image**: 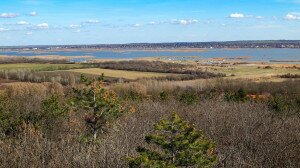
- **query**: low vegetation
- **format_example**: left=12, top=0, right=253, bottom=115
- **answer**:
left=0, top=59, right=299, bottom=167
left=0, top=72, right=299, bottom=167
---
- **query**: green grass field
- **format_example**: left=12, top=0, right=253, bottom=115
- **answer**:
left=67, top=68, right=178, bottom=80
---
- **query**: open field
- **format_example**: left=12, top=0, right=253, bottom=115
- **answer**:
left=0, top=63, right=83, bottom=71
left=205, top=64, right=300, bottom=79
left=66, top=68, right=179, bottom=80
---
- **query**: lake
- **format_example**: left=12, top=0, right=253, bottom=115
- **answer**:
left=1, top=48, right=300, bottom=63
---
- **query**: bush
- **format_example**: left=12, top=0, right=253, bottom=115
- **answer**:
left=178, top=90, right=199, bottom=105
left=159, top=91, right=169, bottom=101
left=268, top=94, right=300, bottom=115
left=224, top=88, right=248, bottom=102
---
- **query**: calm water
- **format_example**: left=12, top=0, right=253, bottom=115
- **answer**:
left=1, top=48, right=300, bottom=63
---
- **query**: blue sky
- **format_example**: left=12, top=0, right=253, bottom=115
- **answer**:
left=0, top=0, right=300, bottom=46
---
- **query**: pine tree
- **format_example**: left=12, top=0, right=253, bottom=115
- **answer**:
left=39, top=95, right=69, bottom=136
left=71, top=74, right=130, bottom=141
left=128, top=113, right=217, bottom=168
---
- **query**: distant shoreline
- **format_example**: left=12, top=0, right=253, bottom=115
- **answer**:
left=1, top=40, right=300, bottom=50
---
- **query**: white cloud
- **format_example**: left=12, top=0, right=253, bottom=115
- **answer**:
left=0, top=13, right=18, bottom=18
left=36, top=23, right=49, bottom=29
left=149, top=21, right=157, bottom=25
left=172, top=19, right=199, bottom=25
left=284, top=13, right=300, bottom=20
left=26, top=31, right=33, bottom=35
left=30, top=11, right=37, bottom=16
left=229, top=13, right=245, bottom=18
left=17, top=21, right=29, bottom=25
left=229, top=13, right=264, bottom=19
left=83, top=19, right=100, bottom=24
left=133, top=23, right=142, bottom=27
left=69, top=24, right=81, bottom=29
left=0, top=28, right=9, bottom=32
left=148, top=21, right=167, bottom=25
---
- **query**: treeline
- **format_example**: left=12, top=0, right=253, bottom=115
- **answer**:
left=89, top=60, right=226, bottom=79
left=0, top=70, right=121, bottom=85
left=4, top=40, right=300, bottom=50
left=279, top=73, right=300, bottom=78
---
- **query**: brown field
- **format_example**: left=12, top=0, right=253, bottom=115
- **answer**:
left=66, top=68, right=179, bottom=80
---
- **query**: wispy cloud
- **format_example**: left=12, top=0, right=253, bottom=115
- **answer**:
left=29, top=11, right=37, bottom=16
left=171, top=19, right=199, bottom=25
left=284, top=12, right=300, bottom=20
left=229, top=13, right=245, bottom=18
left=0, top=13, right=18, bottom=18
left=82, top=19, right=100, bottom=24
left=69, top=24, right=81, bottom=29
left=133, top=23, right=142, bottom=27
left=17, top=21, right=29, bottom=25
left=229, top=13, right=264, bottom=20
left=0, top=28, right=9, bottom=32
left=36, top=23, right=49, bottom=29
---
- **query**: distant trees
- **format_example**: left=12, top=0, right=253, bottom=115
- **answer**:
left=71, top=74, right=130, bottom=141
left=91, top=61, right=225, bottom=80
left=128, top=113, right=217, bottom=168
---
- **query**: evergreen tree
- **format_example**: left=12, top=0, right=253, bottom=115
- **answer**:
left=39, top=95, right=69, bottom=136
left=128, top=113, right=217, bottom=168
left=71, top=74, right=129, bottom=141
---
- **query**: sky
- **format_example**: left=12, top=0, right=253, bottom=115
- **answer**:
left=0, top=0, right=300, bottom=46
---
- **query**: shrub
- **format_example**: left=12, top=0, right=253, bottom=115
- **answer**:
left=159, top=91, right=169, bottom=101
left=264, top=66, right=273, bottom=69
left=224, top=88, right=248, bottom=102
left=178, top=90, right=199, bottom=105
left=128, top=113, right=217, bottom=167
left=268, top=94, right=300, bottom=115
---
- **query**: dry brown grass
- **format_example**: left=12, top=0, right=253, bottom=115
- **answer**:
left=67, top=68, right=178, bottom=80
